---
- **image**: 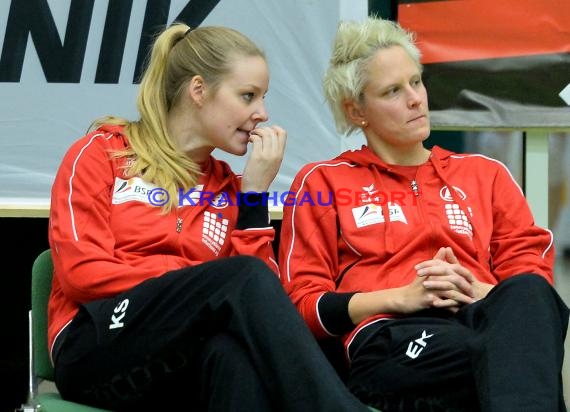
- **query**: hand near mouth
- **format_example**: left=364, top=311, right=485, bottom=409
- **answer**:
left=241, top=125, right=287, bottom=193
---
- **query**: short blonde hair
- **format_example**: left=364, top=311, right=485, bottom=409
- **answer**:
left=323, top=16, right=422, bottom=135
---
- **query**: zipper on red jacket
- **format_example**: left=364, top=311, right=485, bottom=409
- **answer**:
left=410, top=179, right=420, bottom=197
left=176, top=217, right=183, bottom=233
left=411, top=175, right=436, bottom=257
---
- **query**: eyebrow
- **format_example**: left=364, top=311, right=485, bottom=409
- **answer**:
left=240, top=84, right=268, bottom=95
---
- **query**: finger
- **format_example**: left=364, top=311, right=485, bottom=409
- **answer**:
left=417, top=261, right=475, bottom=286
left=415, top=259, right=444, bottom=272
left=445, top=247, right=460, bottom=264
left=416, top=249, right=447, bottom=271
left=249, top=127, right=269, bottom=148
left=451, top=264, right=476, bottom=283
left=250, top=127, right=283, bottom=155
left=433, top=247, right=447, bottom=261
left=248, top=132, right=262, bottom=143
left=444, top=267, right=474, bottom=293
left=423, top=277, right=472, bottom=295
left=274, top=126, right=287, bottom=153
left=416, top=262, right=451, bottom=276
left=425, top=272, right=474, bottom=295
left=269, top=126, right=287, bottom=156
left=271, top=125, right=287, bottom=139
left=247, top=133, right=263, bottom=154
left=431, top=297, right=462, bottom=310
left=435, top=289, right=475, bottom=305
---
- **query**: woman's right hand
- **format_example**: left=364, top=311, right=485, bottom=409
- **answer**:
left=348, top=277, right=450, bottom=325
left=241, top=125, right=287, bottom=193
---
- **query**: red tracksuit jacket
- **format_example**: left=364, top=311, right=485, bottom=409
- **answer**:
left=48, top=125, right=277, bottom=353
left=279, top=145, right=554, bottom=346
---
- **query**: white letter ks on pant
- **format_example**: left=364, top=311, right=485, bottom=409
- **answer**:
left=109, top=299, right=130, bottom=329
left=406, top=330, right=434, bottom=359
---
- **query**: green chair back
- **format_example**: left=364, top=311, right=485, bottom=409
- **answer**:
left=21, top=249, right=110, bottom=412
left=31, top=248, right=55, bottom=381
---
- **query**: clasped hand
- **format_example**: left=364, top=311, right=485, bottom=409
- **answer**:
left=412, top=247, right=493, bottom=313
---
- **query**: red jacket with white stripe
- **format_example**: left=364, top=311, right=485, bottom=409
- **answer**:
left=279, top=145, right=554, bottom=347
left=48, top=125, right=277, bottom=353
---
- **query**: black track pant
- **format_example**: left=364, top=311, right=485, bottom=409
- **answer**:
left=347, top=274, right=569, bottom=412
left=54, top=256, right=368, bottom=412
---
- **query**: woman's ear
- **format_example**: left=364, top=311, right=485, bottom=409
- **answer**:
left=344, top=99, right=366, bottom=127
left=188, top=75, right=206, bottom=107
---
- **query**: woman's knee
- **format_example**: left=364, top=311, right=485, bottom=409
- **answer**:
left=492, top=274, right=568, bottom=318
left=229, top=255, right=273, bottom=273
left=191, top=255, right=279, bottom=290
left=228, top=255, right=282, bottom=288
left=497, top=273, right=553, bottom=296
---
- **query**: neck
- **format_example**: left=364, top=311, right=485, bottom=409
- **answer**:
left=368, top=141, right=430, bottom=166
left=167, top=107, right=213, bottom=163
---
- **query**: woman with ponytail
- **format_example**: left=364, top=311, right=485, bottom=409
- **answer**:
left=48, top=23, right=372, bottom=412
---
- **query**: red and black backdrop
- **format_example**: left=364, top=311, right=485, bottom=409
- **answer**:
left=397, top=0, right=570, bottom=128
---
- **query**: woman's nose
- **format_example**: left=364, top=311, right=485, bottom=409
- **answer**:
left=252, top=103, right=268, bottom=122
left=407, top=87, right=423, bottom=108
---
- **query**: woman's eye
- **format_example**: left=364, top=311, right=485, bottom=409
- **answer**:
left=242, top=93, right=254, bottom=102
left=386, top=87, right=399, bottom=96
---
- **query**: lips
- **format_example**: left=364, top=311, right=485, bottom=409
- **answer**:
left=408, top=114, right=427, bottom=123
left=230, top=129, right=248, bottom=146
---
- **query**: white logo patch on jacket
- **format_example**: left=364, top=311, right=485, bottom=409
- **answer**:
left=112, top=177, right=158, bottom=205
left=112, top=177, right=205, bottom=206
left=202, top=211, right=228, bottom=255
left=445, top=204, right=473, bottom=238
left=352, top=202, right=407, bottom=228
left=439, top=185, right=467, bottom=201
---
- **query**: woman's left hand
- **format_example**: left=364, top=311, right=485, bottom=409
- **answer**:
left=440, top=247, right=494, bottom=301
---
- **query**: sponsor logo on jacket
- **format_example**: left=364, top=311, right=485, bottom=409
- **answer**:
left=352, top=203, right=407, bottom=228
left=439, top=185, right=467, bottom=201
left=440, top=185, right=473, bottom=238
left=112, top=177, right=207, bottom=206
left=202, top=211, right=228, bottom=255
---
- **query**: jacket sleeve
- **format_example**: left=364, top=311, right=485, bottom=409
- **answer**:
left=489, top=162, right=554, bottom=283
left=279, top=167, right=353, bottom=338
left=230, top=192, right=278, bottom=274
left=49, top=133, right=158, bottom=303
